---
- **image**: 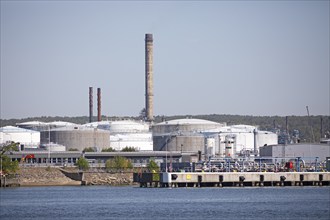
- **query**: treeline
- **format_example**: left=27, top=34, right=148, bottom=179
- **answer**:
left=1, top=114, right=329, bottom=143
left=158, top=114, right=329, bottom=142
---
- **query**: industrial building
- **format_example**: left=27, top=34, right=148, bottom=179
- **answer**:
left=0, top=126, right=40, bottom=149
left=260, top=143, right=330, bottom=163
left=6, top=151, right=183, bottom=168
left=152, top=119, right=278, bottom=158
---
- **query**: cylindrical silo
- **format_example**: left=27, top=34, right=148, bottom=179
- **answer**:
left=225, top=135, right=235, bottom=158
left=40, top=127, right=110, bottom=151
left=205, top=137, right=215, bottom=157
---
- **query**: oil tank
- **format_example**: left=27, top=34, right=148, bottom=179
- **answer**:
left=40, top=126, right=110, bottom=151
left=152, top=119, right=225, bottom=153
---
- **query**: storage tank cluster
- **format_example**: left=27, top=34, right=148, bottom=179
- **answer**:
left=152, top=119, right=278, bottom=158
left=84, top=120, right=153, bottom=151
left=152, top=119, right=226, bottom=153
left=13, top=120, right=153, bottom=152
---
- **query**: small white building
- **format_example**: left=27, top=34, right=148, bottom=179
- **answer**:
left=0, top=126, right=40, bottom=149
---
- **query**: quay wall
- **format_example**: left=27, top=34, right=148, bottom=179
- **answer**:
left=83, top=172, right=133, bottom=185
left=160, top=172, right=330, bottom=187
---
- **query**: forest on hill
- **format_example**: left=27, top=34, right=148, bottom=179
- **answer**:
left=1, top=114, right=329, bottom=143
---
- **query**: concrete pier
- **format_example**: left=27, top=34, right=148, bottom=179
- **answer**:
left=133, top=172, right=330, bottom=188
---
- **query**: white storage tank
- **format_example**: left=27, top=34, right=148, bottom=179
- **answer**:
left=152, top=118, right=226, bottom=153
left=83, top=120, right=153, bottom=151
left=40, top=126, right=110, bottom=151
left=0, top=126, right=40, bottom=148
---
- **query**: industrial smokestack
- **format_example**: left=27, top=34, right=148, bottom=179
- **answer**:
left=89, top=87, right=93, bottom=123
left=145, top=33, right=154, bottom=122
left=97, top=88, right=101, bottom=122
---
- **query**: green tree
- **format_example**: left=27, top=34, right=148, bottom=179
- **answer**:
left=126, top=159, right=133, bottom=169
left=76, top=157, right=90, bottom=171
left=68, top=148, right=79, bottom=151
left=113, top=156, right=126, bottom=169
left=121, top=146, right=136, bottom=152
left=1, top=155, right=19, bottom=174
left=106, top=156, right=133, bottom=171
left=105, top=159, right=115, bottom=171
left=0, top=142, right=19, bottom=155
left=0, top=142, right=20, bottom=175
left=83, top=147, right=95, bottom=152
left=102, top=147, right=116, bottom=152
left=147, top=160, right=159, bottom=172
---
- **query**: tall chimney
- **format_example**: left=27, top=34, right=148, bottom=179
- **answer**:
left=97, top=88, right=101, bottom=122
left=89, top=87, right=93, bottom=123
left=145, top=33, right=154, bottom=122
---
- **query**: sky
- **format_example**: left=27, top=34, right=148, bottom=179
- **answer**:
left=1, top=1, right=329, bottom=119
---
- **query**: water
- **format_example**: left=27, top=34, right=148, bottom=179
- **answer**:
left=1, top=186, right=329, bottom=220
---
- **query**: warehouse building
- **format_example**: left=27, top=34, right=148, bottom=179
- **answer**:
left=259, top=143, right=330, bottom=163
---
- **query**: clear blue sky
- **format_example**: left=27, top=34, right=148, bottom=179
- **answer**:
left=1, top=1, right=329, bottom=119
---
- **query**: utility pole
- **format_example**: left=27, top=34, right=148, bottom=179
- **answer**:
left=306, top=106, right=315, bottom=143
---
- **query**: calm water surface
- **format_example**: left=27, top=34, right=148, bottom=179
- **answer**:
left=1, top=186, right=329, bottom=220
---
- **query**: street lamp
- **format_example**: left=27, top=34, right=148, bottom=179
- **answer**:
left=48, top=125, right=50, bottom=164
left=0, top=156, right=2, bottom=176
left=165, top=138, right=168, bottom=172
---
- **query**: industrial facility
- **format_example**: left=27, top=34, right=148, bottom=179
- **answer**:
left=2, top=33, right=329, bottom=170
left=152, top=119, right=278, bottom=158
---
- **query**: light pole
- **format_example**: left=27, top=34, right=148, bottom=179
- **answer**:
left=48, top=125, right=50, bottom=164
left=0, top=156, right=2, bottom=176
left=165, top=138, right=168, bottom=172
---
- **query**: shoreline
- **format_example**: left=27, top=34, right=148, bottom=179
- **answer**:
left=1, top=167, right=134, bottom=187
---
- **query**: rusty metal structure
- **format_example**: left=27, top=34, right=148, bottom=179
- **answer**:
left=97, top=88, right=101, bottom=122
left=145, top=33, right=154, bottom=122
left=89, top=87, right=93, bottom=123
